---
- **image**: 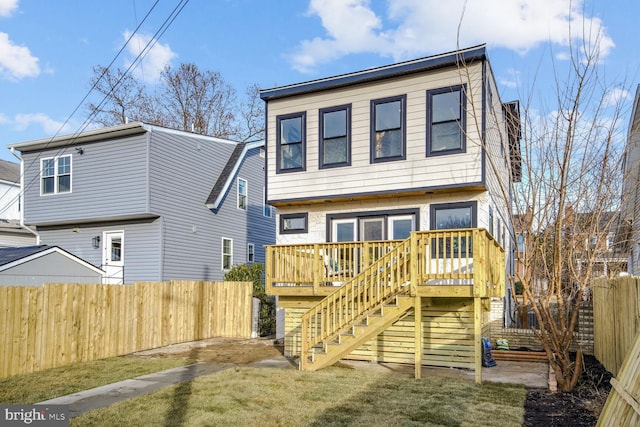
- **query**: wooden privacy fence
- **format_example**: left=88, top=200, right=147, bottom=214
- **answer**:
left=0, top=280, right=253, bottom=378
left=597, top=331, right=640, bottom=426
left=592, top=276, right=640, bottom=375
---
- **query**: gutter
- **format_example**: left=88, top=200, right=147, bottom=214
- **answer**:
left=10, top=147, right=40, bottom=244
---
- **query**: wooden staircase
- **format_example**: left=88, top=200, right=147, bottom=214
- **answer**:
left=299, top=237, right=414, bottom=371
left=305, top=294, right=414, bottom=370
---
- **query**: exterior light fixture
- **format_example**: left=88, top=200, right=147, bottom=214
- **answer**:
left=92, top=235, right=101, bottom=248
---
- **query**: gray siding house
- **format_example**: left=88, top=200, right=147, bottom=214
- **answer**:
left=8, top=122, right=275, bottom=284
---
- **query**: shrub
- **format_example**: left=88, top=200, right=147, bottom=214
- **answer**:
left=224, top=263, right=275, bottom=336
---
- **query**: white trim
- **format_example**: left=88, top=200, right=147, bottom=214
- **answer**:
left=40, top=154, right=72, bottom=195
left=0, top=246, right=104, bottom=274
left=222, top=237, right=233, bottom=270
left=237, top=178, right=248, bottom=210
left=206, top=140, right=265, bottom=210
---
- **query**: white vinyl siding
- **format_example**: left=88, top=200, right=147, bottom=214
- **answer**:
left=266, top=64, right=484, bottom=202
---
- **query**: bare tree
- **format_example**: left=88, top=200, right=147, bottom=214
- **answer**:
left=505, top=40, right=629, bottom=391
left=156, top=63, right=238, bottom=138
left=237, top=83, right=265, bottom=142
left=86, top=66, right=151, bottom=126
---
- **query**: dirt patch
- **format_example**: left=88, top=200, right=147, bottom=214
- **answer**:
left=524, top=354, right=612, bottom=426
left=130, top=337, right=284, bottom=365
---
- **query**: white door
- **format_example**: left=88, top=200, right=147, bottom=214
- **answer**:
left=103, top=231, right=124, bottom=284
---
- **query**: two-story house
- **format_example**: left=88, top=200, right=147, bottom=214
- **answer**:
left=0, top=159, right=37, bottom=247
left=260, top=45, right=521, bottom=382
left=622, top=84, right=640, bottom=275
left=8, top=122, right=275, bottom=284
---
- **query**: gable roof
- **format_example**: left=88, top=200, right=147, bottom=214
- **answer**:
left=0, top=245, right=104, bottom=274
left=206, top=139, right=265, bottom=211
left=0, top=159, right=19, bottom=184
left=260, top=44, right=487, bottom=101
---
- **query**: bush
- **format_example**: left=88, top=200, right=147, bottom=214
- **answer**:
left=224, top=263, right=275, bottom=336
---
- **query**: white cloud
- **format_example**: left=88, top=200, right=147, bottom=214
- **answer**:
left=290, top=0, right=615, bottom=73
left=123, top=31, right=177, bottom=83
left=0, top=32, right=39, bottom=80
left=603, top=88, right=630, bottom=107
left=0, top=0, right=17, bottom=17
left=499, top=68, right=520, bottom=89
left=13, top=113, right=70, bottom=135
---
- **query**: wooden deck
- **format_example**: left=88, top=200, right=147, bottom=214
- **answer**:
left=265, top=229, right=505, bottom=383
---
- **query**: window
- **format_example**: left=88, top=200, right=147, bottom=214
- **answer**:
left=489, top=206, right=494, bottom=236
left=41, top=155, right=72, bottom=195
left=280, top=213, right=308, bottom=234
left=276, top=112, right=305, bottom=172
left=237, top=178, right=247, bottom=210
left=222, top=238, right=233, bottom=270
left=388, top=215, right=414, bottom=240
left=371, top=95, right=406, bottom=162
left=263, top=187, right=274, bottom=218
left=320, top=105, right=351, bottom=168
left=430, top=202, right=477, bottom=257
left=328, top=209, right=418, bottom=242
left=426, top=85, right=466, bottom=156
left=360, top=217, right=384, bottom=241
left=247, top=243, right=255, bottom=263
left=517, top=234, right=525, bottom=252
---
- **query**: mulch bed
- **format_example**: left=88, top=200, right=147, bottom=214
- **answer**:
left=524, top=354, right=612, bottom=426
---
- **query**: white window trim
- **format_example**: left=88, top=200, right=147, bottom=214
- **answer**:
left=387, top=215, right=415, bottom=240
left=222, top=237, right=233, bottom=271
left=237, top=178, right=247, bottom=210
left=247, top=243, right=255, bottom=263
left=41, top=154, right=72, bottom=195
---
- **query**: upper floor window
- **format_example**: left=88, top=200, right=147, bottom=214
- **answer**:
left=238, top=178, right=247, bottom=210
left=371, top=95, right=406, bottom=163
left=426, top=85, right=466, bottom=156
left=276, top=112, right=305, bottom=173
left=41, top=155, right=71, bottom=195
left=320, top=105, right=351, bottom=168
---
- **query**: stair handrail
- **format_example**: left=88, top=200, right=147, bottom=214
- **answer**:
left=299, top=236, right=413, bottom=367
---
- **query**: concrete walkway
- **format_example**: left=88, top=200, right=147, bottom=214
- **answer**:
left=37, top=355, right=548, bottom=418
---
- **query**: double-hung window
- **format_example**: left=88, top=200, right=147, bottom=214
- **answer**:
left=276, top=112, right=305, bottom=173
left=426, top=85, right=466, bottom=156
left=320, top=104, right=351, bottom=168
left=222, top=238, right=233, bottom=270
left=41, top=155, right=71, bottom=195
left=237, top=178, right=247, bottom=210
left=371, top=95, right=406, bottom=163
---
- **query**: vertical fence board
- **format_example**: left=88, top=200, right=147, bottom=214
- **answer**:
left=0, top=280, right=252, bottom=378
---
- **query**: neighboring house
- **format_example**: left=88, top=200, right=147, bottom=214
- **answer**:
left=0, top=245, right=104, bottom=286
left=0, top=159, right=37, bottom=247
left=622, top=84, right=640, bottom=275
left=259, top=45, right=521, bottom=381
left=8, top=122, right=275, bottom=284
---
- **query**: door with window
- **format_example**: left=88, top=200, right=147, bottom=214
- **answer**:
left=103, top=231, right=124, bottom=284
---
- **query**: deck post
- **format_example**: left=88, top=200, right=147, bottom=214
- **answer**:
left=414, top=295, right=422, bottom=379
left=474, top=296, right=482, bottom=384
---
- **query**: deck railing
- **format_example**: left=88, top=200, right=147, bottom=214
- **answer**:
left=299, top=237, right=413, bottom=368
left=265, top=229, right=504, bottom=297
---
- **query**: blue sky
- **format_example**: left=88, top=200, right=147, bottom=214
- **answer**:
left=1, top=0, right=638, bottom=163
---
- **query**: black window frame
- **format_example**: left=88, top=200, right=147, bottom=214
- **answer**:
left=426, top=84, right=467, bottom=157
left=430, top=201, right=477, bottom=258
left=276, top=112, right=306, bottom=173
left=370, top=95, right=406, bottom=163
left=319, top=104, right=351, bottom=169
left=280, top=212, right=308, bottom=234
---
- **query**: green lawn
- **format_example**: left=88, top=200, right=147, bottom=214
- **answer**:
left=0, top=356, right=192, bottom=404
left=72, top=366, right=526, bottom=426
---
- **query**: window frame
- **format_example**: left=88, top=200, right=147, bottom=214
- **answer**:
left=430, top=201, right=477, bottom=230
left=426, top=84, right=467, bottom=157
left=222, top=237, right=233, bottom=271
left=41, top=154, right=72, bottom=195
left=370, top=95, right=407, bottom=163
left=263, top=187, right=274, bottom=218
left=247, top=243, right=255, bottom=263
left=280, top=212, right=308, bottom=234
left=319, top=104, right=351, bottom=169
left=276, top=112, right=306, bottom=173
left=237, top=178, right=247, bottom=210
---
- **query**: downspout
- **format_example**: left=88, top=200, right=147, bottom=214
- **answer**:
left=10, top=147, right=40, bottom=244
